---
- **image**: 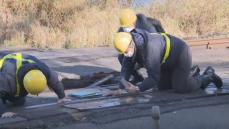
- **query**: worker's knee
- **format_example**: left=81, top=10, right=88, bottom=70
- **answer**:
left=174, top=88, right=189, bottom=94
left=174, top=83, right=198, bottom=93
left=173, top=83, right=190, bottom=93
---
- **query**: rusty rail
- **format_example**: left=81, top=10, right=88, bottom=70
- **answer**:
left=186, top=37, right=229, bottom=47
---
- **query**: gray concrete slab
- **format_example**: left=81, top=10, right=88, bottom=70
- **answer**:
left=0, top=47, right=228, bottom=129
left=0, top=116, right=26, bottom=125
left=2, top=93, right=229, bottom=129
left=97, top=104, right=229, bottom=129
left=57, top=100, right=229, bottom=129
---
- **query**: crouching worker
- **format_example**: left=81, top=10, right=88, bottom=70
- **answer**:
left=118, top=8, right=165, bottom=33
left=0, top=53, right=70, bottom=118
left=118, top=9, right=166, bottom=84
left=112, top=29, right=223, bottom=95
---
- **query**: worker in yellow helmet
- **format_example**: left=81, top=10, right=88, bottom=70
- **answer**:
left=112, top=30, right=223, bottom=95
left=118, top=9, right=201, bottom=87
left=117, top=9, right=166, bottom=85
left=0, top=53, right=70, bottom=118
left=118, top=8, right=165, bottom=33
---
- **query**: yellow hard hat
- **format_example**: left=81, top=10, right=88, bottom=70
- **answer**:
left=119, top=8, right=137, bottom=27
left=113, top=32, right=132, bottom=54
left=23, top=70, right=47, bottom=95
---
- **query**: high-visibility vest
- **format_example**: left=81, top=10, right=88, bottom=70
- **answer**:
left=0, top=53, right=35, bottom=97
left=160, top=33, right=171, bottom=64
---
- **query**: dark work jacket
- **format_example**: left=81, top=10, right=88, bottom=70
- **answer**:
left=120, top=29, right=189, bottom=91
left=0, top=53, right=65, bottom=102
left=118, top=13, right=165, bottom=33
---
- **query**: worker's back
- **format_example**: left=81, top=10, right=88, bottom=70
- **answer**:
left=0, top=53, right=50, bottom=97
left=118, top=13, right=165, bottom=33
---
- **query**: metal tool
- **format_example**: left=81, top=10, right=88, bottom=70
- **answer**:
left=88, top=74, right=114, bottom=88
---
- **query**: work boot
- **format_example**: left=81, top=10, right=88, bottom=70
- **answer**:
left=190, top=65, right=200, bottom=77
left=202, top=66, right=215, bottom=75
left=200, top=66, right=223, bottom=89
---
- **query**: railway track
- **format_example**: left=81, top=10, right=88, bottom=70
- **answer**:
left=186, top=37, right=229, bottom=48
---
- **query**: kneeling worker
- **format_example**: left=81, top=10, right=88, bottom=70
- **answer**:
left=113, top=29, right=223, bottom=95
left=118, top=8, right=165, bottom=33
left=0, top=53, right=70, bottom=118
left=118, top=8, right=166, bottom=84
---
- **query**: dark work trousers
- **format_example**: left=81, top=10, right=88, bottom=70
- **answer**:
left=158, top=46, right=201, bottom=93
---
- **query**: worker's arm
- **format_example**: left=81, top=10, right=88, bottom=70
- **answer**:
left=0, top=73, right=15, bottom=118
left=120, top=56, right=135, bottom=80
left=21, top=60, right=66, bottom=99
left=0, top=105, right=6, bottom=116
left=137, top=39, right=162, bottom=92
left=47, top=70, right=65, bottom=99
left=0, top=91, right=7, bottom=116
left=136, top=14, right=157, bottom=33
left=0, top=91, right=17, bottom=118
left=128, top=30, right=161, bottom=92
left=146, top=17, right=165, bottom=33
left=120, top=56, right=136, bottom=88
left=120, top=30, right=147, bottom=85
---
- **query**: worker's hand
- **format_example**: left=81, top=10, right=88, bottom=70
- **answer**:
left=106, top=89, right=124, bottom=96
left=126, top=83, right=139, bottom=95
left=112, top=89, right=124, bottom=96
left=1, top=112, right=17, bottom=118
left=57, top=97, right=72, bottom=106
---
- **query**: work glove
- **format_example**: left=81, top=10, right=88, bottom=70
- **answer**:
left=126, top=83, right=139, bottom=95
left=120, top=78, right=139, bottom=95
left=106, top=89, right=126, bottom=96
left=1, top=112, right=17, bottom=118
